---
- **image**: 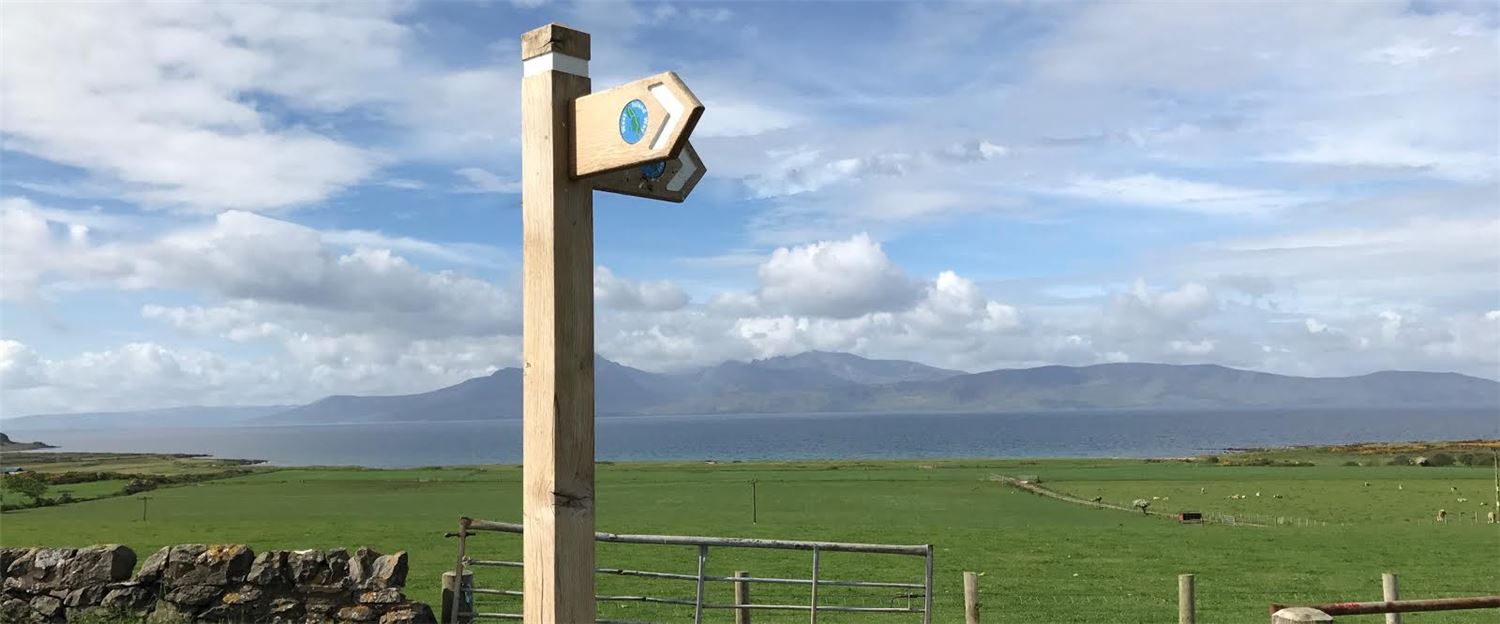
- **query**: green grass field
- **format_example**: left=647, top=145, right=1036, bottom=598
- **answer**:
left=1, top=452, right=1496, bottom=623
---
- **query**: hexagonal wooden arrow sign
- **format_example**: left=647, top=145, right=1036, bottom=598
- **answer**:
left=588, top=141, right=706, bottom=203
left=572, top=71, right=704, bottom=179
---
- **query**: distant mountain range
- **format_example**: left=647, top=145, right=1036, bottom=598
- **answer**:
left=5, top=351, right=1498, bottom=430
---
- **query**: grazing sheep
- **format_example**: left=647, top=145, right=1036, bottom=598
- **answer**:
left=1200, top=487, right=1206, bottom=494
left=1152, top=496, right=1160, bottom=501
left=1451, top=486, right=1459, bottom=493
left=1398, top=484, right=1404, bottom=491
left=1487, top=511, right=1496, bottom=524
left=1436, top=509, right=1447, bottom=524
left=1274, top=494, right=1284, bottom=499
left=1133, top=499, right=1151, bottom=514
left=1364, top=482, right=1370, bottom=487
left=1255, top=492, right=1261, bottom=497
left=1457, top=498, right=1468, bottom=503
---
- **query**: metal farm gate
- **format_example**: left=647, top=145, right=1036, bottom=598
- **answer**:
left=446, top=517, right=934, bottom=624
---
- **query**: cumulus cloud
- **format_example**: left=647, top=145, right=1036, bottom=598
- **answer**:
left=755, top=234, right=923, bottom=318
left=595, top=267, right=690, bottom=312
left=3, top=200, right=520, bottom=338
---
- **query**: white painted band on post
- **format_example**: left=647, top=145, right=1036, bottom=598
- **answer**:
left=522, top=52, right=589, bottom=78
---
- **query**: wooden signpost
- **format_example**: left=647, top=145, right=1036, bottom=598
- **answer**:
left=519, top=22, right=707, bottom=623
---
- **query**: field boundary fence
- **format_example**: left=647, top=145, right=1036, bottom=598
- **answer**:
left=991, top=474, right=1335, bottom=527
left=444, top=517, right=934, bottom=624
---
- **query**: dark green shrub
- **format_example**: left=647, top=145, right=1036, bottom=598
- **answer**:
left=1388, top=455, right=1412, bottom=466
left=1426, top=453, right=1456, bottom=467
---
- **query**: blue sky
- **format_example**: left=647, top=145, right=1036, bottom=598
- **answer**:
left=2, top=0, right=1497, bottom=416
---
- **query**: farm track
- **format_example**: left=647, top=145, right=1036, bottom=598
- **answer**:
left=988, top=473, right=1268, bottom=527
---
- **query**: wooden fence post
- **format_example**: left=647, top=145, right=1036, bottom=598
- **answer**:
left=963, top=571, right=980, bottom=624
left=734, top=571, right=751, bottom=624
left=1272, top=607, right=1334, bottom=623
left=1382, top=573, right=1401, bottom=624
left=441, top=570, right=474, bottom=624
left=1179, top=574, right=1196, bottom=624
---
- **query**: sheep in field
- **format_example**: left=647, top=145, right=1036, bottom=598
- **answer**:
left=1488, top=511, right=1496, bottom=524
left=1132, top=499, right=1151, bottom=514
left=1436, top=509, right=1447, bottom=524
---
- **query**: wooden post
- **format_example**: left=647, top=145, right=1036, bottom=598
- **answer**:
left=751, top=479, right=758, bottom=524
left=1382, top=573, right=1401, bottom=624
left=809, top=546, right=820, bottom=624
left=448, top=520, right=470, bottom=624
left=734, top=571, right=752, bottom=624
left=520, top=23, right=596, bottom=624
left=963, top=571, right=980, bottom=624
left=1179, top=574, right=1196, bottom=624
left=442, top=570, right=474, bottom=624
left=1272, top=607, right=1334, bottom=623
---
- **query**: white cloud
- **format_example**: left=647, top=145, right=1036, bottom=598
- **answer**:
left=453, top=167, right=522, bottom=194
left=595, top=267, right=690, bottom=312
left=1058, top=175, right=1306, bottom=216
left=0, top=2, right=395, bottom=212
left=3, top=199, right=521, bottom=338
left=0, top=340, right=45, bottom=390
left=755, top=233, right=922, bottom=318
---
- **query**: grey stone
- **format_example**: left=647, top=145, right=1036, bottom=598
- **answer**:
left=0, top=548, right=25, bottom=574
left=286, top=550, right=328, bottom=584
left=248, top=550, right=287, bottom=585
left=165, top=584, right=222, bottom=607
left=269, top=597, right=302, bottom=617
left=173, top=545, right=253, bottom=586
left=347, top=547, right=379, bottom=587
left=60, top=544, right=135, bottom=587
left=368, top=552, right=407, bottom=589
left=220, top=584, right=263, bottom=605
left=146, top=600, right=194, bottom=624
left=326, top=549, right=351, bottom=579
left=357, top=589, right=403, bottom=605
left=9, top=549, right=74, bottom=593
left=60, top=585, right=106, bottom=608
left=140, top=544, right=208, bottom=586
left=101, top=585, right=155, bottom=611
left=379, top=603, right=436, bottom=624
left=135, top=546, right=172, bottom=584
left=1, top=598, right=29, bottom=623
left=338, top=605, right=376, bottom=621
left=304, top=597, right=344, bottom=617
left=28, top=595, right=61, bottom=618
left=4, top=548, right=34, bottom=577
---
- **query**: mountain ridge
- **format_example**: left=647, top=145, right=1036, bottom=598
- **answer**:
left=5, top=353, right=1497, bottom=429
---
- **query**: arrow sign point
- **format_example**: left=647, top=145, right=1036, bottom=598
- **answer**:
left=589, top=141, right=706, bottom=203
left=573, top=71, right=704, bottom=178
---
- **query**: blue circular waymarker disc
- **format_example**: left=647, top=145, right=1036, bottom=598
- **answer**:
left=640, top=161, right=666, bottom=180
left=619, top=99, right=649, bottom=145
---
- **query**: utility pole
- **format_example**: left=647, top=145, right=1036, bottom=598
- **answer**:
left=140, top=496, right=151, bottom=522
left=519, top=22, right=705, bottom=624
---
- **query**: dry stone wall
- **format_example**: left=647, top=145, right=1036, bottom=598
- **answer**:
left=1, top=545, right=435, bottom=624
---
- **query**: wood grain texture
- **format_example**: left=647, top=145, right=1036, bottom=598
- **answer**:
left=521, top=36, right=595, bottom=624
left=572, top=71, right=703, bottom=178
left=587, top=141, right=705, bottom=203
left=521, top=23, right=590, bottom=61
